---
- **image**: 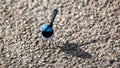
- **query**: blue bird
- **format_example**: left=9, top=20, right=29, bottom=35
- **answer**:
left=41, top=9, right=58, bottom=38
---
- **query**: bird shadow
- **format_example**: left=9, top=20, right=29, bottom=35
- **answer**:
left=60, top=39, right=98, bottom=58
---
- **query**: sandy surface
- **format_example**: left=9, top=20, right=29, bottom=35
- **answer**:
left=0, top=0, right=120, bottom=68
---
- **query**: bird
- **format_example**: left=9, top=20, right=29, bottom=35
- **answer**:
left=41, top=9, right=58, bottom=38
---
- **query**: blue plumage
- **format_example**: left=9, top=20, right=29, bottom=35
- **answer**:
left=41, top=24, right=53, bottom=32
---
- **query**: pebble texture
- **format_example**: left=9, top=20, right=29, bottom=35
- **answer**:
left=0, top=0, right=120, bottom=68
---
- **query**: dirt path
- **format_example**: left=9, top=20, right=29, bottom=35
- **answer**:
left=0, top=0, right=120, bottom=68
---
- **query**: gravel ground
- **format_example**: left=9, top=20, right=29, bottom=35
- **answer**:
left=0, top=0, right=120, bottom=68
